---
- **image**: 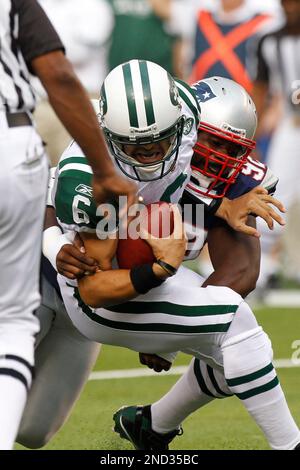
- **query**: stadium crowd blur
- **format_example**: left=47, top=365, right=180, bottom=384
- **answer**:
left=33, top=0, right=300, bottom=297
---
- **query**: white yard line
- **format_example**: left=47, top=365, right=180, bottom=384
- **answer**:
left=89, top=359, right=300, bottom=381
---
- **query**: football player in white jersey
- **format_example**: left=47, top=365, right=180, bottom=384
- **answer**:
left=17, top=64, right=293, bottom=450
left=18, top=59, right=202, bottom=448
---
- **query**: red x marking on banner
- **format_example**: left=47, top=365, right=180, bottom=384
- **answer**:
left=189, top=11, right=270, bottom=92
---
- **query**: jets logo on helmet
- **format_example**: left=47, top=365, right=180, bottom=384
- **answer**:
left=183, top=118, right=194, bottom=136
left=168, top=75, right=180, bottom=106
left=99, top=59, right=185, bottom=181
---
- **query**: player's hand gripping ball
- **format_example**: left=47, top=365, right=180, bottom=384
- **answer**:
left=116, top=201, right=174, bottom=268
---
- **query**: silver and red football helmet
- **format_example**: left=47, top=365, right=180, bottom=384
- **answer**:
left=188, top=77, right=257, bottom=198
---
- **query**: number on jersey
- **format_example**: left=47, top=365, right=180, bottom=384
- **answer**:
left=241, top=157, right=267, bottom=182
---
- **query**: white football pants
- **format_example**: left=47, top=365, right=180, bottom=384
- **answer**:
left=0, top=116, right=48, bottom=449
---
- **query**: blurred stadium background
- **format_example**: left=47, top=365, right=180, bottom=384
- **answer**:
left=21, top=0, right=299, bottom=450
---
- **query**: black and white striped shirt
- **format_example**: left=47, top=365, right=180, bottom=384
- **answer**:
left=253, top=27, right=300, bottom=112
left=0, top=0, right=64, bottom=113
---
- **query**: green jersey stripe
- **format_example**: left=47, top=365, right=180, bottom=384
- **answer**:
left=122, top=62, right=139, bottom=128
left=206, top=365, right=232, bottom=397
left=72, top=287, right=232, bottom=334
left=194, top=359, right=215, bottom=398
left=235, top=376, right=279, bottom=401
left=226, top=363, right=274, bottom=387
left=176, top=79, right=201, bottom=114
left=139, top=60, right=155, bottom=126
left=58, top=156, right=88, bottom=170
left=177, top=88, right=199, bottom=127
left=105, top=301, right=239, bottom=317
left=160, top=173, right=188, bottom=202
left=175, top=80, right=200, bottom=126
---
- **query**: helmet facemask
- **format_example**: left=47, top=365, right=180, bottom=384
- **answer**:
left=104, top=116, right=185, bottom=182
left=188, top=122, right=256, bottom=198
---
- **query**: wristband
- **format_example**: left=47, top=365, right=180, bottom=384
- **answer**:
left=42, top=226, right=72, bottom=271
left=130, top=263, right=165, bottom=295
left=155, top=259, right=178, bottom=276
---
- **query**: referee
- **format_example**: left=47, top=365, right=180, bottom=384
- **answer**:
left=251, top=0, right=300, bottom=288
left=0, top=0, right=136, bottom=450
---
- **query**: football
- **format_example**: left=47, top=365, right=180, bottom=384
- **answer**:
left=116, top=201, right=174, bottom=269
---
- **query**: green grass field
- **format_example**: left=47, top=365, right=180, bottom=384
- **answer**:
left=16, top=307, right=300, bottom=450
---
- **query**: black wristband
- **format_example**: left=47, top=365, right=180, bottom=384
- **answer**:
left=204, top=198, right=223, bottom=215
left=155, top=259, right=178, bottom=276
left=130, top=264, right=165, bottom=295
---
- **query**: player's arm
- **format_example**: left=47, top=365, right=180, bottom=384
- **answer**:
left=78, top=210, right=186, bottom=308
left=213, top=187, right=285, bottom=238
left=43, top=189, right=98, bottom=279
left=31, top=51, right=113, bottom=176
left=77, top=234, right=139, bottom=308
left=202, top=217, right=260, bottom=298
left=43, top=207, right=99, bottom=278
left=214, top=159, right=285, bottom=236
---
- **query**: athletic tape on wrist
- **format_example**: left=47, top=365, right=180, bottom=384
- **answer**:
left=42, top=226, right=72, bottom=271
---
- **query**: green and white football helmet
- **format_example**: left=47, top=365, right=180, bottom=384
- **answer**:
left=99, top=59, right=185, bottom=181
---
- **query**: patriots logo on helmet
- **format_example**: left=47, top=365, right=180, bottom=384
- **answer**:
left=191, top=81, right=217, bottom=103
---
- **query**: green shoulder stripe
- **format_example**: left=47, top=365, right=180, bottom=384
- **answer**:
left=176, top=79, right=201, bottom=114
left=58, top=155, right=89, bottom=170
left=55, top=169, right=97, bottom=229
left=175, top=79, right=200, bottom=126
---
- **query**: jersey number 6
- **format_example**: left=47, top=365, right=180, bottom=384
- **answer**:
left=72, top=194, right=91, bottom=224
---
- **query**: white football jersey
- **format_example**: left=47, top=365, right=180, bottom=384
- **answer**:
left=50, top=79, right=200, bottom=234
